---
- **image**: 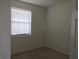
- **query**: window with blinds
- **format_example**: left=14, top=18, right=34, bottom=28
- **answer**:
left=11, top=7, right=32, bottom=35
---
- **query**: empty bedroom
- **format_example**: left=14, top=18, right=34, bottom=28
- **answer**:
left=10, top=0, right=76, bottom=59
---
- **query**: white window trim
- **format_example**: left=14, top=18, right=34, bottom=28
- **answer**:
left=11, top=7, right=32, bottom=36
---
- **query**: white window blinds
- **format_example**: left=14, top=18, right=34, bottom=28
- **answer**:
left=11, top=7, right=32, bottom=35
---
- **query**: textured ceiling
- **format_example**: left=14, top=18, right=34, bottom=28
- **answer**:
left=20, top=0, right=71, bottom=7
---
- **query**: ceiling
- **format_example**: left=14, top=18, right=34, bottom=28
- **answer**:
left=20, top=0, right=71, bottom=7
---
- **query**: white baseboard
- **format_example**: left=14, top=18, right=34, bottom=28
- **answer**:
left=11, top=47, right=44, bottom=55
left=12, top=47, right=70, bottom=56
left=12, top=49, right=31, bottom=55
left=48, top=47, right=70, bottom=55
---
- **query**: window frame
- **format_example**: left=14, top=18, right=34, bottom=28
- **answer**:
left=11, top=7, right=32, bottom=36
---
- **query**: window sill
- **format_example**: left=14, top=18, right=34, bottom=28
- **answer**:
left=11, top=34, right=31, bottom=37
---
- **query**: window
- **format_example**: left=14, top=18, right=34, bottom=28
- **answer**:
left=11, top=7, right=32, bottom=35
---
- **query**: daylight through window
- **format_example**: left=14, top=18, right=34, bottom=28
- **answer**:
left=11, top=7, right=32, bottom=35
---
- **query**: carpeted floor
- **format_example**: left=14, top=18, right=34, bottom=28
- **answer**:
left=11, top=47, right=69, bottom=59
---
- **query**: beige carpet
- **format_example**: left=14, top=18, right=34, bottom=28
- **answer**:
left=12, top=47, right=69, bottom=59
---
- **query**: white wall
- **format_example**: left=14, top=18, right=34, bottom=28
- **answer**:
left=0, top=0, right=11, bottom=59
left=11, top=0, right=46, bottom=54
left=46, top=1, right=72, bottom=55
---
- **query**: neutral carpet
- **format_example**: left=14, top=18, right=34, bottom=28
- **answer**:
left=11, top=47, right=69, bottom=59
